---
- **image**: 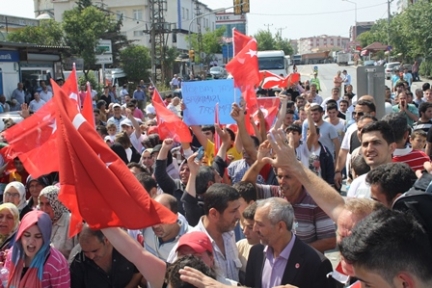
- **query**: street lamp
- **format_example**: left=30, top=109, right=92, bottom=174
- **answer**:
left=342, top=0, right=357, bottom=41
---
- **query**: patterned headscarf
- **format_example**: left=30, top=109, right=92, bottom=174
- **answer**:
left=38, top=186, right=68, bottom=223
left=3, top=182, right=27, bottom=211
left=8, top=210, right=52, bottom=288
left=0, top=203, right=20, bottom=246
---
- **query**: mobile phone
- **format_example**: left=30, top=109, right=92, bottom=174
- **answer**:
left=196, top=147, right=204, bottom=161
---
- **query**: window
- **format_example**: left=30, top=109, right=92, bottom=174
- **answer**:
left=134, top=30, right=144, bottom=37
left=133, top=9, right=143, bottom=21
left=182, top=7, right=185, bottom=19
left=186, top=9, right=189, bottom=20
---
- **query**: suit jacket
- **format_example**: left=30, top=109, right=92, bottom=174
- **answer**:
left=245, top=237, right=335, bottom=288
left=111, top=143, right=141, bottom=164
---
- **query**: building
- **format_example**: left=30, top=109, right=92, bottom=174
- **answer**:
left=0, top=14, right=39, bottom=40
left=349, top=21, right=374, bottom=43
left=397, top=0, right=417, bottom=13
left=215, top=12, right=247, bottom=62
left=290, top=39, right=298, bottom=55
left=297, top=35, right=349, bottom=54
left=33, top=0, right=216, bottom=52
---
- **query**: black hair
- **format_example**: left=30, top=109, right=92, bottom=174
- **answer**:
left=242, top=202, right=257, bottom=220
left=422, top=83, right=430, bottom=91
left=203, top=183, right=240, bottom=215
left=351, top=155, right=370, bottom=177
left=135, top=172, right=157, bottom=193
left=365, top=162, right=416, bottom=205
left=94, top=108, right=100, bottom=114
left=381, top=112, right=408, bottom=143
left=232, top=181, right=257, bottom=204
left=361, top=120, right=395, bottom=145
left=201, top=125, right=215, bottom=135
left=326, top=103, right=338, bottom=111
left=310, top=105, right=324, bottom=113
left=356, top=99, right=376, bottom=113
left=167, top=255, right=216, bottom=288
left=127, top=162, right=146, bottom=172
left=285, top=124, right=302, bottom=135
left=196, top=166, right=216, bottom=195
left=339, top=99, right=349, bottom=106
left=225, top=127, right=235, bottom=142
left=339, top=208, right=432, bottom=285
left=96, top=125, right=108, bottom=136
left=250, top=136, right=260, bottom=148
left=418, top=102, right=432, bottom=117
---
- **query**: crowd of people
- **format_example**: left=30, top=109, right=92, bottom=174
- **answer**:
left=0, top=64, right=429, bottom=288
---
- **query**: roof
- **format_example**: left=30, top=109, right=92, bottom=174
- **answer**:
left=0, top=41, right=69, bottom=51
left=363, top=42, right=388, bottom=51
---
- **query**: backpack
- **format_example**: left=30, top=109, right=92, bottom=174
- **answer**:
left=392, top=172, right=432, bottom=248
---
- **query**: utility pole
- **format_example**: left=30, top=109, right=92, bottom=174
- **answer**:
left=276, top=27, right=287, bottom=38
left=264, top=23, right=273, bottom=33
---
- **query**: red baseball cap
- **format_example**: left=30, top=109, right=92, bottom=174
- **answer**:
left=176, top=231, right=213, bottom=254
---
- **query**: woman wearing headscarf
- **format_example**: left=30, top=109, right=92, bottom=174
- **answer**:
left=0, top=203, right=20, bottom=262
left=38, top=186, right=76, bottom=259
left=3, top=182, right=31, bottom=220
left=4, top=210, right=70, bottom=288
left=25, top=176, right=50, bottom=210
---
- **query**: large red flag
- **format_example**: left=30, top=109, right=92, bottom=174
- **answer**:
left=82, top=82, right=94, bottom=129
left=259, top=71, right=301, bottom=89
left=2, top=68, right=80, bottom=177
left=233, top=28, right=252, bottom=56
left=226, top=39, right=260, bottom=90
left=152, top=88, right=165, bottom=107
left=52, top=82, right=177, bottom=237
left=251, top=97, right=281, bottom=129
left=152, top=101, right=192, bottom=143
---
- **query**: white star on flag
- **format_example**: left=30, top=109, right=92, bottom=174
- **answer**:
left=246, top=49, right=257, bottom=57
left=49, top=120, right=57, bottom=134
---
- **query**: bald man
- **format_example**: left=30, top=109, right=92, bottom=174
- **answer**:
left=70, top=224, right=142, bottom=288
left=335, top=96, right=377, bottom=188
left=143, top=193, right=191, bottom=261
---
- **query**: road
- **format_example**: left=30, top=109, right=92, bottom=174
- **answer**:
left=296, top=63, right=428, bottom=99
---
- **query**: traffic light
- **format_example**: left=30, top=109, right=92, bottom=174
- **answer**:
left=189, top=49, right=195, bottom=61
left=242, top=0, right=250, bottom=13
left=233, top=0, right=242, bottom=15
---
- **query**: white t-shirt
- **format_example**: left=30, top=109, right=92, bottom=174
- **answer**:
left=130, top=132, right=146, bottom=153
left=29, top=99, right=46, bottom=112
left=39, top=90, right=53, bottom=102
left=347, top=173, right=371, bottom=198
left=328, top=118, right=345, bottom=143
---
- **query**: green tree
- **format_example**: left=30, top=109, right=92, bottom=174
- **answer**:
left=7, top=19, right=63, bottom=46
left=63, top=6, right=112, bottom=75
left=99, top=17, right=132, bottom=67
left=120, top=45, right=151, bottom=85
left=187, top=27, right=225, bottom=63
left=254, top=30, right=276, bottom=51
left=274, top=33, right=293, bottom=56
left=76, top=0, right=93, bottom=11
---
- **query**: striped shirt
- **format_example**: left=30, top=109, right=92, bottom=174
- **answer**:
left=255, top=185, right=335, bottom=244
left=393, top=146, right=430, bottom=171
left=413, top=120, right=432, bottom=133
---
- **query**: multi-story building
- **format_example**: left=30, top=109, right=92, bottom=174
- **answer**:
left=215, top=11, right=247, bottom=62
left=0, top=14, right=39, bottom=40
left=297, top=35, right=349, bottom=54
left=34, top=0, right=216, bottom=52
left=349, top=21, right=374, bottom=43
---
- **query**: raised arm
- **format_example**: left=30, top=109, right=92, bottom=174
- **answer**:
left=231, top=103, right=257, bottom=162
left=154, top=139, right=177, bottom=194
left=102, top=227, right=166, bottom=288
left=273, top=95, right=288, bottom=130
left=126, top=108, right=142, bottom=139
left=305, top=103, right=317, bottom=151
left=241, top=141, right=271, bottom=185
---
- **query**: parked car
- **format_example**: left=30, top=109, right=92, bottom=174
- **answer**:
left=384, top=62, right=400, bottom=79
left=0, top=111, right=24, bottom=132
left=209, top=66, right=227, bottom=79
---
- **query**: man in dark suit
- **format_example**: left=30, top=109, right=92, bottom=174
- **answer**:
left=244, top=197, right=334, bottom=288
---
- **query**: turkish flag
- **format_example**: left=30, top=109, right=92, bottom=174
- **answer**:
left=259, top=71, right=301, bottom=89
left=226, top=39, right=260, bottom=90
left=152, top=100, right=192, bottom=143
left=2, top=68, right=81, bottom=177
left=2, top=101, right=58, bottom=177
left=82, top=82, right=95, bottom=129
left=52, top=82, right=177, bottom=237
left=233, top=28, right=252, bottom=56
left=152, top=88, right=166, bottom=107
left=251, top=97, right=280, bottom=129
left=327, top=261, right=350, bottom=285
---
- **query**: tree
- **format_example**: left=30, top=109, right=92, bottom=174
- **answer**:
left=120, top=45, right=151, bottom=85
left=7, top=19, right=63, bottom=46
left=187, top=27, right=225, bottom=63
left=63, top=6, right=112, bottom=75
left=274, top=32, right=294, bottom=56
left=254, top=30, right=276, bottom=51
left=76, top=0, right=92, bottom=11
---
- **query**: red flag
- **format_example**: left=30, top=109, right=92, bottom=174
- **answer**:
left=327, top=261, right=350, bottom=285
left=214, top=103, right=220, bottom=156
left=52, top=82, right=177, bottom=237
left=152, top=88, right=166, bottom=107
left=226, top=39, right=260, bottom=90
left=153, top=101, right=192, bottom=143
left=2, top=101, right=58, bottom=177
left=251, top=97, right=281, bottom=129
left=1, top=68, right=80, bottom=177
left=233, top=28, right=252, bottom=56
left=259, top=71, right=301, bottom=89
left=82, top=82, right=94, bottom=129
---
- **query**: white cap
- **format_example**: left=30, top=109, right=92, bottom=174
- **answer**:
left=145, top=105, right=156, bottom=115
left=120, top=119, right=133, bottom=127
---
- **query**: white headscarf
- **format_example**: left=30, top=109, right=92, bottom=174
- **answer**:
left=3, top=181, right=27, bottom=211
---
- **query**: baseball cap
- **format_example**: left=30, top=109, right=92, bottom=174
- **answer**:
left=176, top=231, right=213, bottom=254
left=145, top=105, right=156, bottom=115
left=112, top=103, right=121, bottom=109
left=120, top=119, right=133, bottom=127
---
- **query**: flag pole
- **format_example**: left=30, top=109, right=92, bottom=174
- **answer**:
left=149, top=77, right=166, bottom=107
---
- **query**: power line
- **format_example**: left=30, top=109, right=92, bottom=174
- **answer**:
left=248, top=2, right=387, bottom=17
